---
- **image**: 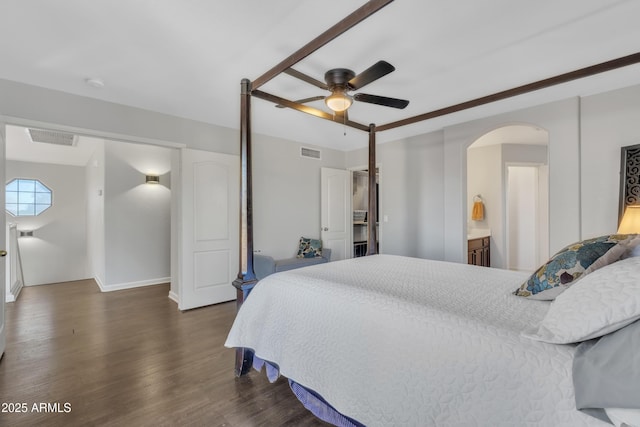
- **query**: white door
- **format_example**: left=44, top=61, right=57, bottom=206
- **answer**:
left=0, top=124, right=6, bottom=358
left=321, top=167, right=350, bottom=261
left=178, top=149, right=238, bottom=310
left=507, top=166, right=538, bottom=271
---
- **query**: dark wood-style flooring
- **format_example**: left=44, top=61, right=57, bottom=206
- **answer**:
left=0, top=280, right=327, bottom=426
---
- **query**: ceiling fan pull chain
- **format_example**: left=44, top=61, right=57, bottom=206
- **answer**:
left=343, top=112, right=347, bottom=136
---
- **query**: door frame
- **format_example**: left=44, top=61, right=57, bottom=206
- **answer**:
left=320, top=167, right=352, bottom=261
left=1, top=120, right=6, bottom=359
left=1, top=116, right=185, bottom=301
left=348, top=163, right=381, bottom=257
left=504, top=162, right=549, bottom=271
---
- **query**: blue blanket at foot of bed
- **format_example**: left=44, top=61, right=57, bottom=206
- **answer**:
left=288, top=379, right=365, bottom=427
left=252, top=355, right=364, bottom=426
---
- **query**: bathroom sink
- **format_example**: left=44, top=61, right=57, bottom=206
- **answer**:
left=467, top=228, right=491, bottom=240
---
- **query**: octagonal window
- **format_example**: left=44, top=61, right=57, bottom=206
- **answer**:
left=6, top=178, right=52, bottom=217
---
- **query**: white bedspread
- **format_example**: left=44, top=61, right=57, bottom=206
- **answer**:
left=225, top=255, right=607, bottom=426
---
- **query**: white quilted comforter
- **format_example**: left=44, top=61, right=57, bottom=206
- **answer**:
left=225, top=255, right=607, bottom=426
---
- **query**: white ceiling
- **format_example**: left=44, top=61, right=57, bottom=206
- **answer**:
left=2, top=0, right=640, bottom=151
left=6, top=125, right=99, bottom=166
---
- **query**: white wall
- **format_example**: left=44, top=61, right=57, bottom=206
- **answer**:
left=0, top=79, right=350, bottom=268
left=6, top=160, right=89, bottom=285
left=444, top=98, right=580, bottom=263
left=467, top=143, right=548, bottom=269
left=86, top=141, right=106, bottom=286
left=5, top=78, right=640, bottom=271
left=346, top=100, right=573, bottom=266
left=467, top=145, right=503, bottom=265
left=580, top=84, right=640, bottom=238
left=374, top=86, right=634, bottom=267
left=252, top=134, right=346, bottom=260
left=0, top=79, right=238, bottom=155
left=103, top=141, right=172, bottom=288
left=347, top=131, right=445, bottom=259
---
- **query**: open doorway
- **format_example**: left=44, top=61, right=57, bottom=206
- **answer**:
left=351, top=168, right=379, bottom=257
left=4, top=124, right=173, bottom=299
left=467, top=124, right=549, bottom=270
left=506, top=164, right=549, bottom=271
left=351, top=168, right=380, bottom=258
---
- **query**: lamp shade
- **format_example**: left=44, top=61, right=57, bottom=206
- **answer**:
left=325, top=92, right=353, bottom=112
left=618, top=205, right=640, bottom=233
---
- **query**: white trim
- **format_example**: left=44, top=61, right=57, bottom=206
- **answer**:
left=168, top=291, right=179, bottom=304
left=6, top=278, right=23, bottom=303
left=0, top=322, right=5, bottom=360
left=347, top=164, right=381, bottom=256
left=5, top=222, right=23, bottom=302
left=93, top=275, right=105, bottom=291
left=11, top=278, right=23, bottom=300
left=95, top=276, right=171, bottom=292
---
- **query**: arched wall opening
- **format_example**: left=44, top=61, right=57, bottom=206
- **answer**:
left=466, top=124, right=549, bottom=270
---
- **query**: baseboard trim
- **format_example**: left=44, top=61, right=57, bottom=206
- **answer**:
left=96, top=277, right=171, bottom=293
left=168, top=291, right=179, bottom=304
left=6, top=279, right=23, bottom=303
left=94, top=275, right=105, bottom=291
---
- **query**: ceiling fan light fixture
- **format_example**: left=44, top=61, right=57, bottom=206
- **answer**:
left=325, top=91, right=353, bottom=112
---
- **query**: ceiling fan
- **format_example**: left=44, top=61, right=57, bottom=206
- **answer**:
left=279, top=60, right=409, bottom=113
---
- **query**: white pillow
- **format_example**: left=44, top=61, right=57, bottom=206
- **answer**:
left=605, top=408, right=640, bottom=427
left=623, top=242, right=640, bottom=258
left=523, top=256, right=640, bottom=344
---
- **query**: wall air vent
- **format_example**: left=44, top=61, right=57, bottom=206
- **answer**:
left=300, top=147, right=321, bottom=160
left=27, top=128, right=78, bottom=147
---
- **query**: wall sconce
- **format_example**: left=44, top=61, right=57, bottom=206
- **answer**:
left=19, top=230, right=33, bottom=237
left=145, top=175, right=160, bottom=184
left=618, top=205, right=640, bottom=233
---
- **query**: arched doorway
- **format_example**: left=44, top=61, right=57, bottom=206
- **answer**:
left=467, top=124, right=549, bottom=270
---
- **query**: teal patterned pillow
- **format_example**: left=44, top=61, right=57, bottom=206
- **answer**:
left=296, top=237, right=323, bottom=258
left=513, top=234, right=639, bottom=300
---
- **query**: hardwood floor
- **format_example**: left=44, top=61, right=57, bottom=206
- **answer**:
left=0, top=280, right=327, bottom=426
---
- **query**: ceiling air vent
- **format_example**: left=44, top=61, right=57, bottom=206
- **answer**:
left=300, top=147, right=321, bottom=160
left=27, top=128, right=78, bottom=147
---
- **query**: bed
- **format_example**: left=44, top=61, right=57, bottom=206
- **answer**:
left=226, top=253, right=640, bottom=426
left=228, top=2, right=640, bottom=425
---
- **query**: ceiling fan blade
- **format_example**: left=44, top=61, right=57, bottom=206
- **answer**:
left=284, top=68, right=329, bottom=90
left=348, top=60, right=395, bottom=90
left=275, top=95, right=325, bottom=108
left=354, top=93, right=409, bottom=109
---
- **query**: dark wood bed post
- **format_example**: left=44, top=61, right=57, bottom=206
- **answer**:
left=367, top=124, right=378, bottom=255
left=233, top=78, right=258, bottom=377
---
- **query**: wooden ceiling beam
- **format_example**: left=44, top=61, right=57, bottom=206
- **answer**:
left=251, top=0, right=394, bottom=90
left=377, top=51, right=640, bottom=132
left=252, top=90, right=370, bottom=131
